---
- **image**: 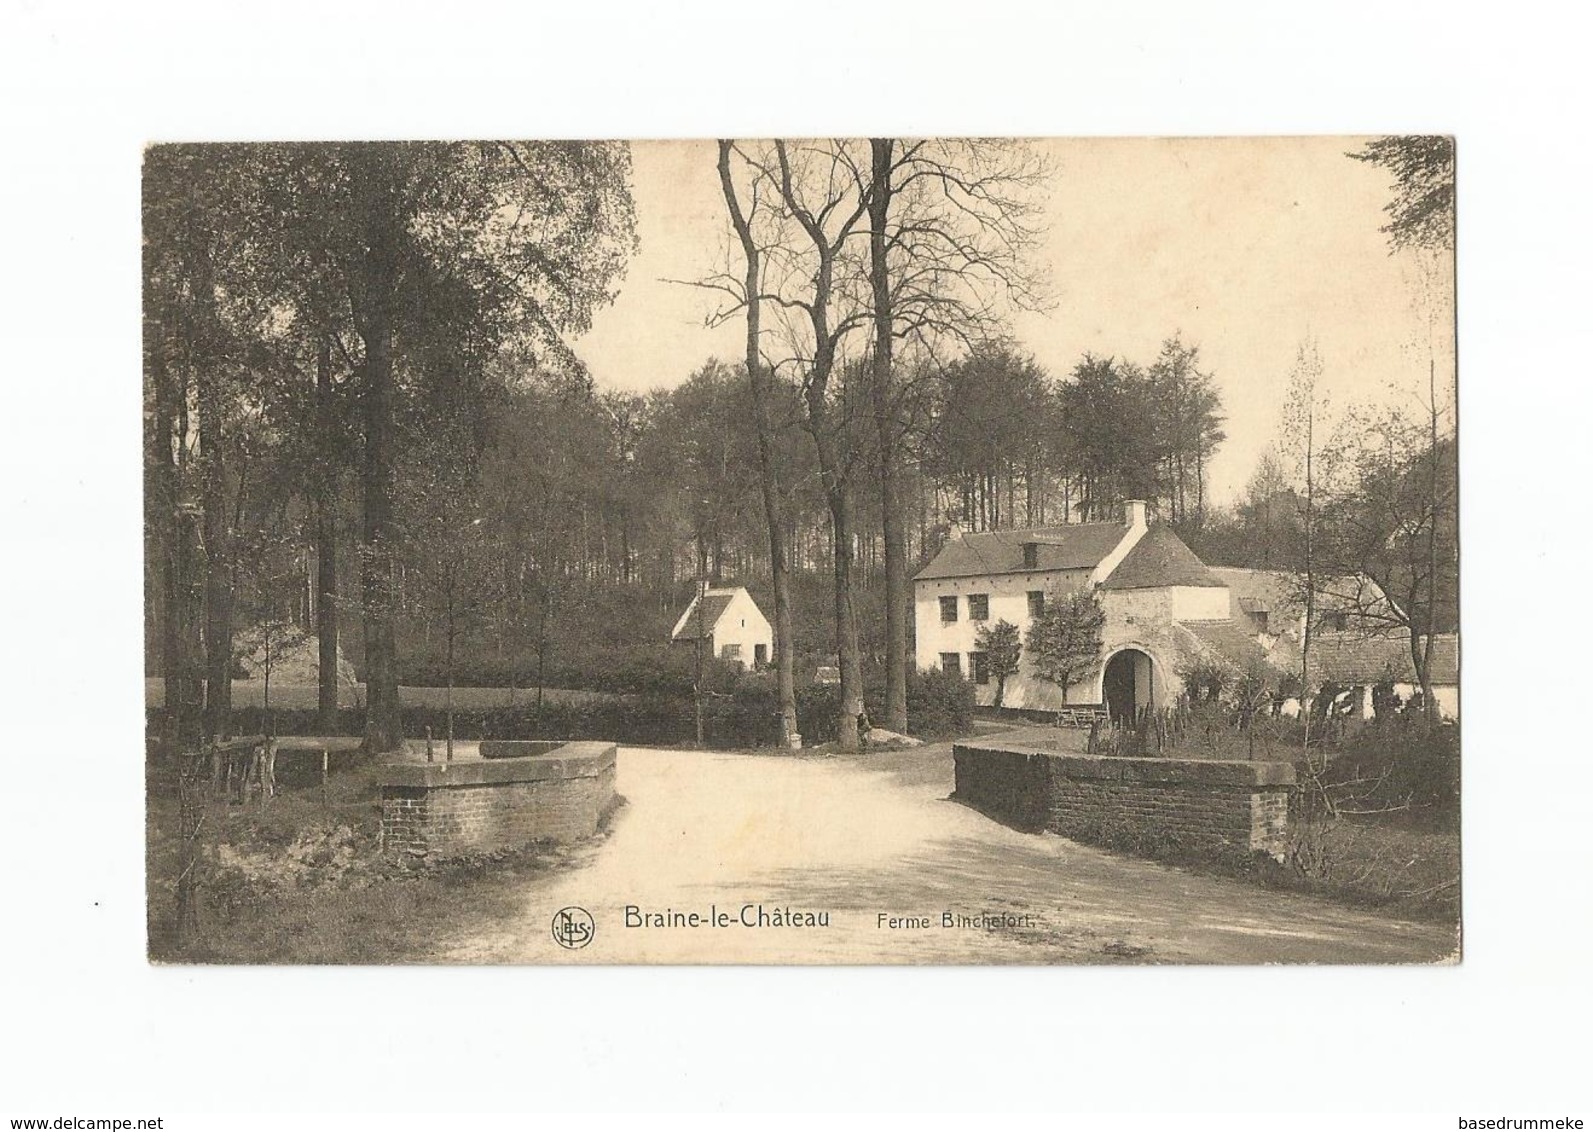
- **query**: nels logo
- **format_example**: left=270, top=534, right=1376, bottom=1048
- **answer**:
left=551, top=906, right=595, bottom=950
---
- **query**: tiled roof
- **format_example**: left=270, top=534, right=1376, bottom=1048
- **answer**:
left=671, top=590, right=736, bottom=641
left=1310, top=632, right=1459, bottom=685
left=914, top=523, right=1128, bottom=581
left=1176, top=619, right=1275, bottom=672
left=1100, top=526, right=1225, bottom=590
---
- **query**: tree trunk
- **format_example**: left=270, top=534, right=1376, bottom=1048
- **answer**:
left=869, top=138, right=909, bottom=733
left=200, top=374, right=233, bottom=743
left=315, top=333, right=341, bottom=732
left=828, top=478, right=863, bottom=751
left=355, top=198, right=403, bottom=754
left=717, top=141, right=799, bottom=748
left=191, top=242, right=233, bottom=745
left=150, top=330, right=201, bottom=754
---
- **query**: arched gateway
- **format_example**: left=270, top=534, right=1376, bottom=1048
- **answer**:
left=1101, top=648, right=1157, bottom=722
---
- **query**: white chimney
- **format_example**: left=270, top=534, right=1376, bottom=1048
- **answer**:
left=1124, top=500, right=1147, bottom=530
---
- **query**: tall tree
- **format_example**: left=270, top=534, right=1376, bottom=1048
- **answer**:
left=862, top=139, right=1045, bottom=729
left=766, top=139, right=874, bottom=750
left=272, top=142, right=636, bottom=751
left=1279, top=337, right=1330, bottom=745
left=1147, top=334, right=1226, bottom=525
left=717, top=140, right=799, bottom=746
left=1312, top=417, right=1458, bottom=726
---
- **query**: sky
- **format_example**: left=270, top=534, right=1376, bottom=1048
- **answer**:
left=570, top=137, right=1456, bottom=507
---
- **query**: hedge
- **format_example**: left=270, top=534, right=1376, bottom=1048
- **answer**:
left=148, top=666, right=976, bottom=751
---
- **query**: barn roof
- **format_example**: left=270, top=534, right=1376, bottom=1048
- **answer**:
left=1175, top=619, right=1275, bottom=671
left=1311, top=632, right=1459, bottom=685
left=1100, top=526, right=1225, bottom=590
left=914, top=523, right=1129, bottom=581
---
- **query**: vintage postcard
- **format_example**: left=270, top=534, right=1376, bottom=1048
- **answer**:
left=143, top=136, right=1458, bottom=965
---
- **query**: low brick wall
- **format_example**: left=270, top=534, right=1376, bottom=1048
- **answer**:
left=379, top=741, right=618, bottom=859
left=953, top=741, right=1294, bottom=864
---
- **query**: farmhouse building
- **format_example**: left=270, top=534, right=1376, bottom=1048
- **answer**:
left=913, top=501, right=1458, bottom=720
left=670, top=585, right=773, bottom=669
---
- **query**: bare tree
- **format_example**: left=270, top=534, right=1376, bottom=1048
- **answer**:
left=759, top=140, right=876, bottom=750
left=716, top=140, right=798, bottom=747
left=862, top=139, right=1047, bottom=730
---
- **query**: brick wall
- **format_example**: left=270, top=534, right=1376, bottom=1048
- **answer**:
left=953, top=741, right=1294, bottom=864
left=379, top=742, right=618, bottom=859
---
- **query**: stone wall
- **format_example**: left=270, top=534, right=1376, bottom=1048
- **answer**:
left=953, top=740, right=1293, bottom=864
left=379, top=741, right=618, bottom=859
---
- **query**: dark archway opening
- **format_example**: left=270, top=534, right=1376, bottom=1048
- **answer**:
left=1103, top=649, right=1151, bottom=723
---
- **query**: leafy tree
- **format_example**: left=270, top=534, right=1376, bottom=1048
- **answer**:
left=1058, top=355, right=1161, bottom=520
left=1025, top=587, right=1105, bottom=704
left=923, top=344, right=1053, bottom=531
left=1350, top=135, right=1455, bottom=252
left=1147, top=334, right=1225, bottom=524
left=264, top=141, right=636, bottom=751
left=973, top=618, right=1022, bottom=707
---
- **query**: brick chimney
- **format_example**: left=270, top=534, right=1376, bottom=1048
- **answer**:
left=1124, top=500, right=1147, bottom=530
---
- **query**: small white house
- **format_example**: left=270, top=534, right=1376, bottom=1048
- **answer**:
left=670, top=586, right=773, bottom=669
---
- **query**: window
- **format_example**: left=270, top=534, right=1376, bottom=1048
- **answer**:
left=939, top=652, right=962, bottom=678
left=968, top=593, right=990, bottom=621
left=1247, top=610, right=1269, bottom=634
left=721, top=643, right=742, bottom=660
left=1023, top=543, right=1039, bottom=569
left=970, top=650, right=990, bottom=685
left=1028, top=590, right=1045, bottom=618
left=1324, top=612, right=1348, bottom=632
left=939, top=595, right=959, bottom=623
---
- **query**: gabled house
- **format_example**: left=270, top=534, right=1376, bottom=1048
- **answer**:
left=670, top=585, right=773, bottom=670
left=912, top=500, right=1460, bottom=720
left=916, top=500, right=1191, bottom=717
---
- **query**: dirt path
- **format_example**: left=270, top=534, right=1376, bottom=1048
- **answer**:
left=440, top=744, right=1458, bottom=965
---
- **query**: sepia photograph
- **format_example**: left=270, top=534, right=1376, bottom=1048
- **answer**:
left=142, top=136, right=1459, bottom=966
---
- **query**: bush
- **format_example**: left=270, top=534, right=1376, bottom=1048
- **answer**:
left=393, top=642, right=745, bottom=699
left=783, top=665, right=975, bottom=745
left=1323, top=716, right=1460, bottom=825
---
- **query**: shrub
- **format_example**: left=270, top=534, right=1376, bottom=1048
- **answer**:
left=394, top=642, right=745, bottom=699
left=902, top=666, right=976, bottom=738
left=148, top=659, right=979, bottom=752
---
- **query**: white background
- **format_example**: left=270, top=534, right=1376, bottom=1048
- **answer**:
left=0, top=0, right=1588, bottom=1117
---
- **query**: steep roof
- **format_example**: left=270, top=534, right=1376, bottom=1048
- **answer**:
left=913, top=523, right=1128, bottom=581
left=1311, top=632, right=1459, bottom=685
left=671, top=589, right=737, bottom=641
left=1099, top=525, right=1224, bottom=590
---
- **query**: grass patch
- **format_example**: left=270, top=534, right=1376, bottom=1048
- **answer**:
left=146, top=754, right=603, bottom=964
left=1272, top=813, right=1460, bottom=923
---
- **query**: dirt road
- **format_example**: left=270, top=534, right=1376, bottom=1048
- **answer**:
left=440, top=744, right=1458, bottom=965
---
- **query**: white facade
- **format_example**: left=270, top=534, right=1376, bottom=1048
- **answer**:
left=670, top=586, right=774, bottom=669
left=912, top=504, right=1188, bottom=713
left=915, top=567, right=1096, bottom=709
